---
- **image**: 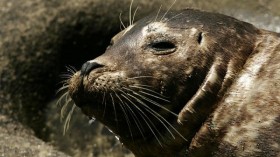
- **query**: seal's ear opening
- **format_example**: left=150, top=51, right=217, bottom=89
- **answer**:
left=197, top=32, right=203, bottom=45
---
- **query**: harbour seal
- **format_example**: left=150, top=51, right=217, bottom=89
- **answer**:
left=64, top=9, right=280, bottom=157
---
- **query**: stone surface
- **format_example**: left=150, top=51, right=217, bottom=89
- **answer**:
left=0, top=114, right=69, bottom=157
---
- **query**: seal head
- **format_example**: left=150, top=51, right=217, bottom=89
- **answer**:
left=67, top=9, right=268, bottom=156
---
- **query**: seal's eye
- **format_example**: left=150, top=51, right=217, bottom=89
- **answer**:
left=149, top=41, right=176, bottom=55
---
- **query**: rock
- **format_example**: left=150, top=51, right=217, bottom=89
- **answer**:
left=0, top=114, right=69, bottom=157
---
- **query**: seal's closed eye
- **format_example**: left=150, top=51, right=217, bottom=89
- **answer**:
left=149, top=41, right=176, bottom=55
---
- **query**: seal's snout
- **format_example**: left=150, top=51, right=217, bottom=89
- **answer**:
left=80, top=61, right=104, bottom=77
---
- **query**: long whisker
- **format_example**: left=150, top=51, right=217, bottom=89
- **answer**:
left=102, top=92, right=107, bottom=118
left=154, top=5, right=162, bottom=22
left=129, top=91, right=187, bottom=141
left=125, top=92, right=176, bottom=139
left=119, top=89, right=163, bottom=141
left=56, top=85, right=69, bottom=95
left=132, top=6, right=139, bottom=25
left=122, top=87, right=187, bottom=141
left=123, top=87, right=177, bottom=116
left=67, top=65, right=77, bottom=72
left=115, top=90, right=145, bottom=138
left=65, top=65, right=77, bottom=75
left=129, top=85, right=170, bottom=99
left=65, top=68, right=75, bottom=76
left=160, top=0, right=177, bottom=21
left=60, top=96, right=73, bottom=121
left=130, top=85, right=169, bottom=99
left=119, top=12, right=126, bottom=30
left=127, top=76, right=153, bottom=80
left=139, top=90, right=170, bottom=102
left=114, top=91, right=134, bottom=142
left=124, top=101, right=146, bottom=139
left=56, top=91, right=69, bottom=107
left=129, top=0, right=134, bottom=26
left=59, top=73, right=73, bottom=79
left=164, top=12, right=184, bottom=23
left=120, top=92, right=163, bottom=146
left=110, top=93, right=118, bottom=129
left=63, top=104, right=76, bottom=135
left=130, top=84, right=153, bottom=88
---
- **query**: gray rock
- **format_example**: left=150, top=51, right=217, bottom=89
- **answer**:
left=0, top=114, right=69, bottom=157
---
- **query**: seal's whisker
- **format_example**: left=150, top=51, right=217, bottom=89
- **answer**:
left=55, top=81, right=69, bottom=91
left=135, top=92, right=178, bottom=118
left=123, top=101, right=146, bottom=139
left=160, top=0, right=177, bottom=22
left=130, top=85, right=169, bottom=99
left=123, top=87, right=177, bottom=116
left=129, top=91, right=187, bottom=141
left=129, top=0, right=134, bottom=26
left=128, top=93, right=175, bottom=137
left=110, top=93, right=119, bottom=129
left=119, top=12, right=126, bottom=30
left=65, top=68, right=75, bottom=75
left=59, top=73, right=73, bottom=79
left=114, top=92, right=134, bottom=142
left=65, top=65, right=77, bottom=75
left=139, top=90, right=170, bottom=102
left=56, top=91, right=69, bottom=106
left=120, top=93, right=163, bottom=146
left=119, top=89, right=163, bottom=140
left=119, top=23, right=123, bottom=31
left=60, top=96, right=73, bottom=121
left=129, top=85, right=158, bottom=94
left=62, top=81, right=69, bottom=86
left=127, top=76, right=153, bottom=80
left=154, top=5, right=162, bottom=22
left=57, top=76, right=70, bottom=87
left=164, top=12, right=184, bottom=23
left=126, top=92, right=176, bottom=140
left=129, top=84, right=154, bottom=90
left=68, top=65, right=77, bottom=72
left=56, top=85, right=69, bottom=95
left=116, top=89, right=146, bottom=138
left=132, top=6, right=139, bottom=25
left=130, top=84, right=153, bottom=88
left=102, top=92, right=107, bottom=118
left=63, top=104, right=76, bottom=135
left=122, top=87, right=187, bottom=141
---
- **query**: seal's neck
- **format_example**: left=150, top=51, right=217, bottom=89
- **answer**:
left=176, top=40, right=259, bottom=155
left=184, top=30, right=280, bottom=157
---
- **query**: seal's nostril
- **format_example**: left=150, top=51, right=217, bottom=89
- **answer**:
left=80, top=61, right=104, bottom=76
